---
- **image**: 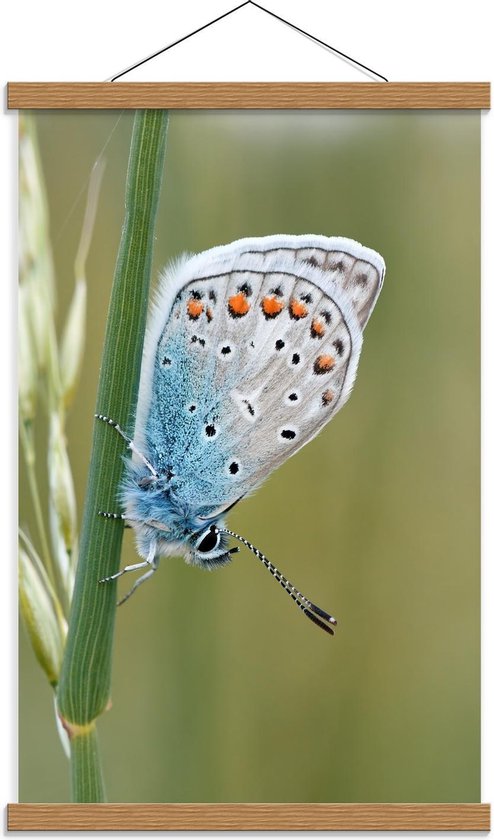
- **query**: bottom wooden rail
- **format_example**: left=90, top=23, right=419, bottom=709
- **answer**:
left=7, top=802, right=490, bottom=831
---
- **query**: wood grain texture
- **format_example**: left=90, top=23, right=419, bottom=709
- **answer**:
left=7, top=803, right=491, bottom=831
left=7, top=82, right=490, bottom=110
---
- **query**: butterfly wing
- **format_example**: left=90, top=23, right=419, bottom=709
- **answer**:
left=135, top=235, right=384, bottom=515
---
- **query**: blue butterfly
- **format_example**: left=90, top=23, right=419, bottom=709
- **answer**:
left=98, top=235, right=384, bottom=635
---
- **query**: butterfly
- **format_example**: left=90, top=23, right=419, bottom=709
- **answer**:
left=98, top=235, right=385, bottom=635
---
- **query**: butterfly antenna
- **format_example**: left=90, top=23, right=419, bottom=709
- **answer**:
left=217, top=527, right=337, bottom=636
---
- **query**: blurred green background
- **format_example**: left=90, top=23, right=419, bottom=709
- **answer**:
left=19, top=110, right=480, bottom=803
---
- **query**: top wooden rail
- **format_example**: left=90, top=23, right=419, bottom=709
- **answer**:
left=7, top=82, right=490, bottom=110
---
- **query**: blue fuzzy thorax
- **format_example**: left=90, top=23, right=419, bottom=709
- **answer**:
left=121, top=459, right=196, bottom=534
left=120, top=459, right=230, bottom=568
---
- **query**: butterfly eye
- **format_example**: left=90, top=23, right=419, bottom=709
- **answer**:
left=195, top=526, right=220, bottom=554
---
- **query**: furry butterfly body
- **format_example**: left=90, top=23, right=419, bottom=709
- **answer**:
left=100, top=235, right=384, bottom=631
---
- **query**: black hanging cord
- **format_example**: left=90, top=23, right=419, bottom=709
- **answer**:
left=110, top=1, right=249, bottom=82
left=109, top=0, right=388, bottom=83
left=249, top=2, right=388, bottom=82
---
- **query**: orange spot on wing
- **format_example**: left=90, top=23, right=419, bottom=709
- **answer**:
left=314, top=354, right=335, bottom=374
left=310, top=317, right=325, bottom=338
left=322, top=389, right=334, bottom=406
left=261, top=296, right=284, bottom=317
left=228, top=292, right=250, bottom=317
left=289, top=298, right=309, bottom=319
left=187, top=299, right=203, bottom=319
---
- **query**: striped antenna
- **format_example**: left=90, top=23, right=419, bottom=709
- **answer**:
left=217, top=527, right=337, bottom=636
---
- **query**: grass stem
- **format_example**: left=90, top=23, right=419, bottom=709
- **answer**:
left=57, top=110, right=168, bottom=801
left=69, top=725, right=106, bottom=803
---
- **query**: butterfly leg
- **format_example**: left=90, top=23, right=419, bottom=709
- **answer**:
left=95, top=414, right=157, bottom=477
left=99, top=542, right=159, bottom=605
left=116, top=565, right=159, bottom=606
left=98, top=510, right=133, bottom=529
left=98, top=510, right=125, bottom=521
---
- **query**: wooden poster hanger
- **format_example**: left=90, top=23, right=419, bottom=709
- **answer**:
left=6, top=3, right=490, bottom=109
left=7, top=80, right=491, bottom=109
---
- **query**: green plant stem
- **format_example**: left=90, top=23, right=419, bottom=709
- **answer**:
left=20, top=420, right=57, bottom=588
left=70, top=725, right=106, bottom=803
left=57, top=110, right=168, bottom=801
